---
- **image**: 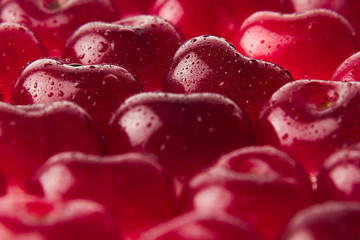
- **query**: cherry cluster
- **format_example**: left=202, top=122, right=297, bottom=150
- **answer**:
left=0, top=0, right=360, bottom=239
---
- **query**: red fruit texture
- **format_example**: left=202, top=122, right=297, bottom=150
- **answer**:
left=179, top=148, right=314, bottom=240
left=255, top=80, right=360, bottom=177
left=0, top=193, right=122, bottom=240
left=63, top=15, right=183, bottom=91
left=0, top=0, right=121, bottom=56
left=113, top=0, right=156, bottom=17
left=10, top=58, right=144, bottom=133
left=316, top=147, right=360, bottom=202
left=27, top=152, right=176, bottom=240
left=235, top=9, right=360, bottom=80
left=105, top=92, right=255, bottom=182
left=0, top=101, right=104, bottom=188
left=0, top=22, right=47, bottom=101
left=139, top=211, right=263, bottom=240
left=281, top=201, right=360, bottom=240
left=279, top=0, right=360, bottom=41
left=161, top=35, right=293, bottom=121
left=151, top=0, right=279, bottom=42
left=331, top=51, right=360, bottom=82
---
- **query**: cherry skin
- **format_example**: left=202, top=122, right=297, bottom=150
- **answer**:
left=139, top=211, right=263, bottom=240
left=316, top=147, right=360, bottom=202
left=105, top=92, right=255, bottom=183
left=10, top=58, right=144, bottom=133
left=0, top=22, right=47, bottom=101
left=255, top=80, right=360, bottom=177
left=161, top=35, right=293, bottom=121
left=234, top=9, right=360, bottom=80
left=151, top=0, right=279, bottom=42
left=331, top=51, right=360, bottom=82
left=278, top=0, right=360, bottom=41
left=0, top=0, right=121, bottom=57
left=0, top=193, right=122, bottom=240
left=281, top=201, right=360, bottom=240
left=26, top=152, right=176, bottom=240
left=178, top=166, right=314, bottom=240
left=0, top=101, right=104, bottom=188
left=62, top=15, right=183, bottom=92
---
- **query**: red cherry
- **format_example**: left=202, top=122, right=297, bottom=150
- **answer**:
left=105, top=92, right=255, bottom=182
left=179, top=166, right=314, bottom=240
left=0, top=0, right=121, bottom=57
left=139, top=211, right=263, bottom=240
left=27, top=152, right=176, bottom=240
left=161, top=35, right=293, bottom=121
left=279, top=0, right=360, bottom=41
left=234, top=9, right=360, bottom=80
left=316, top=147, right=360, bottom=202
left=255, top=80, right=360, bottom=177
left=0, top=22, right=47, bottom=101
left=0, top=101, right=104, bottom=188
left=331, top=51, right=360, bottom=82
left=10, top=58, right=144, bottom=133
left=62, top=15, right=183, bottom=91
left=281, top=201, right=360, bottom=240
left=0, top=193, right=122, bottom=240
left=151, top=0, right=278, bottom=42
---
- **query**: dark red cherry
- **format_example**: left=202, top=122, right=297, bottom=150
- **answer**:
left=63, top=15, right=183, bottom=91
left=162, top=35, right=293, bottom=121
left=0, top=22, right=47, bottom=101
left=0, top=101, right=104, bottom=188
left=10, top=58, right=144, bottom=133
left=105, top=92, right=255, bottom=182
left=234, top=9, right=360, bottom=80
left=0, top=0, right=121, bottom=56
left=255, top=80, right=360, bottom=177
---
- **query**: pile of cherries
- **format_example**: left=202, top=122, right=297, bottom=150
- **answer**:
left=0, top=0, right=360, bottom=239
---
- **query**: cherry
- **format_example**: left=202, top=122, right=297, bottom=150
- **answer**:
left=0, top=193, right=122, bottom=240
left=255, top=80, right=360, bottom=177
left=316, top=147, right=360, bottom=202
left=161, top=35, right=293, bottom=121
left=0, top=22, right=47, bottom=101
left=331, top=51, right=360, bottom=82
left=234, top=9, right=360, bottom=80
left=26, top=151, right=176, bottom=240
left=10, top=58, right=144, bottom=133
left=0, top=101, right=104, bottom=188
left=151, top=0, right=278, bottom=42
left=0, top=0, right=121, bottom=56
left=139, top=211, right=263, bottom=240
left=279, top=0, right=360, bottom=41
left=179, top=166, right=314, bottom=240
left=62, top=15, right=183, bottom=91
left=105, top=92, right=255, bottom=182
left=281, top=201, right=360, bottom=240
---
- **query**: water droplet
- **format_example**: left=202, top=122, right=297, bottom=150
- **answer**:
left=97, top=41, right=109, bottom=53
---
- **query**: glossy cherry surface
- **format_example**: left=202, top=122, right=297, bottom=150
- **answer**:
left=140, top=211, right=263, bottom=240
left=63, top=15, right=183, bottom=91
left=255, top=80, right=360, bottom=176
left=10, top=58, right=144, bottom=133
left=0, top=0, right=121, bottom=56
left=105, top=92, right=255, bottom=182
left=179, top=166, right=314, bottom=240
left=316, top=147, right=360, bottom=202
left=0, top=193, right=122, bottom=240
left=0, top=101, right=104, bottom=188
left=235, top=9, right=360, bottom=80
left=281, top=201, right=360, bottom=240
left=162, top=35, right=293, bottom=121
left=0, top=22, right=47, bottom=101
left=331, top=51, right=360, bottom=82
left=27, top=152, right=175, bottom=240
